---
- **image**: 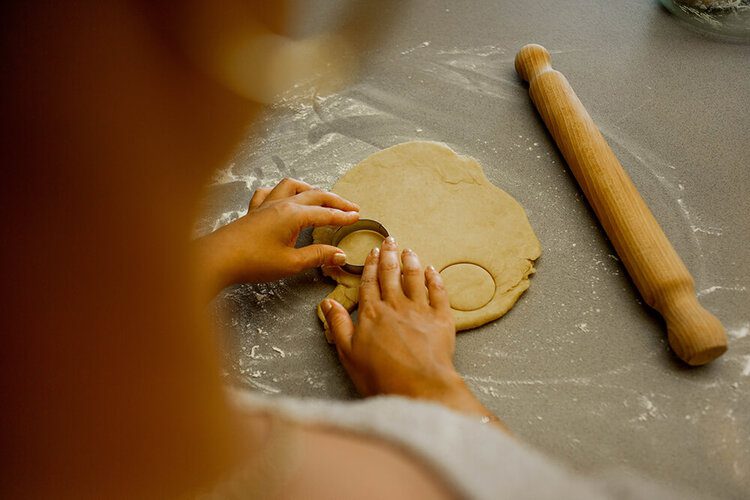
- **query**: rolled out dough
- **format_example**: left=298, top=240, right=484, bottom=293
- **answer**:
left=314, top=141, right=541, bottom=338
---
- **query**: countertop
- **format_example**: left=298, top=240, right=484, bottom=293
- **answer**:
left=196, top=1, right=750, bottom=497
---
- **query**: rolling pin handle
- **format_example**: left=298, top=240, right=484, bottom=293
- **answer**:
left=659, top=287, right=728, bottom=366
left=515, top=44, right=553, bottom=83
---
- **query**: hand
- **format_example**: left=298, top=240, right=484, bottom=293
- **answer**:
left=322, top=237, right=458, bottom=399
left=194, top=178, right=359, bottom=296
left=321, top=237, right=507, bottom=431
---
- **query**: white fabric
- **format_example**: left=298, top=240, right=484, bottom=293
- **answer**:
left=230, top=390, right=697, bottom=500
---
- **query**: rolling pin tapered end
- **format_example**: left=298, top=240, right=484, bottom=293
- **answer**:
left=515, top=44, right=552, bottom=82
left=663, top=293, right=728, bottom=366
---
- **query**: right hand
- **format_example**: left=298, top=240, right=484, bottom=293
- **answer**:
left=320, top=236, right=461, bottom=399
left=321, top=237, right=508, bottom=431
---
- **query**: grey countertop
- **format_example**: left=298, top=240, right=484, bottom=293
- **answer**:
left=197, top=1, right=750, bottom=498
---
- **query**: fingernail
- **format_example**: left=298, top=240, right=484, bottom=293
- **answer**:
left=384, top=236, right=396, bottom=248
left=371, top=247, right=380, bottom=257
left=427, top=265, right=436, bottom=273
left=347, top=211, right=359, bottom=216
left=320, top=299, right=333, bottom=314
left=403, top=248, right=414, bottom=255
left=332, top=252, right=347, bottom=266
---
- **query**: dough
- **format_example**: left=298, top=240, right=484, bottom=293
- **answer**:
left=314, top=141, right=541, bottom=338
left=440, top=263, right=496, bottom=312
left=337, top=230, right=385, bottom=267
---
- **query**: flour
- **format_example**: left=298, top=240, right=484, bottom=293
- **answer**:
left=400, top=40, right=431, bottom=55
left=697, top=285, right=747, bottom=297
left=635, top=395, right=663, bottom=422
left=212, top=163, right=258, bottom=191
left=728, top=324, right=749, bottom=340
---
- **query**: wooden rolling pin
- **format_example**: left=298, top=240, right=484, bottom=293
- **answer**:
left=515, top=44, right=727, bottom=366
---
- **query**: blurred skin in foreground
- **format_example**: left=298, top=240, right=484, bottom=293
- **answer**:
left=1, top=1, right=503, bottom=498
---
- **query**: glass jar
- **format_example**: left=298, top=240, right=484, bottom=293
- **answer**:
left=659, top=0, right=750, bottom=41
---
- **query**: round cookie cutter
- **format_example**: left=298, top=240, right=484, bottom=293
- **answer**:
left=331, top=219, right=389, bottom=275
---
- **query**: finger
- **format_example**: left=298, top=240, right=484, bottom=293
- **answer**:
left=298, top=205, right=359, bottom=228
left=401, top=249, right=428, bottom=304
left=426, top=265, right=451, bottom=312
left=292, top=244, right=347, bottom=271
left=249, top=187, right=272, bottom=209
left=294, top=190, right=359, bottom=212
left=320, top=299, right=354, bottom=355
left=378, top=236, right=403, bottom=302
left=265, top=178, right=314, bottom=201
left=359, top=247, right=381, bottom=305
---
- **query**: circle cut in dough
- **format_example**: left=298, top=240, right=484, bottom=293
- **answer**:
left=337, top=230, right=385, bottom=266
left=440, top=263, right=496, bottom=311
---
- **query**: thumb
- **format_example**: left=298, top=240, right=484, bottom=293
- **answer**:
left=294, top=244, right=347, bottom=270
left=320, top=299, right=354, bottom=354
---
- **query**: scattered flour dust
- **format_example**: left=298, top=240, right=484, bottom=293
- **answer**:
left=697, top=284, right=748, bottom=297
left=728, top=324, right=749, bottom=340
left=212, top=162, right=258, bottom=191
left=636, top=395, right=662, bottom=422
left=677, top=198, right=724, bottom=237
left=400, top=40, right=431, bottom=55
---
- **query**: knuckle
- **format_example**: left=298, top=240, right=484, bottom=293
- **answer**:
left=429, top=275, right=446, bottom=290
left=402, top=266, right=421, bottom=277
left=335, top=345, right=349, bottom=361
left=442, top=314, right=456, bottom=327
left=360, top=274, right=378, bottom=287
left=290, top=254, right=307, bottom=273
left=278, top=201, right=298, bottom=215
left=380, top=260, right=400, bottom=272
left=359, top=303, right=378, bottom=320
left=312, top=247, right=327, bottom=265
left=294, top=248, right=316, bottom=268
left=331, top=314, right=347, bottom=329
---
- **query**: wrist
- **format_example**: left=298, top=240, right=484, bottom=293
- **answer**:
left=411, top=370, right=475, bottom=410
left=192, top=231, right=237, bottom=299
left=412, top=371, right=508, bottom=432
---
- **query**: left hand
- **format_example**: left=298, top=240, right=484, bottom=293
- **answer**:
left=194, top=178, right=359, bottom=296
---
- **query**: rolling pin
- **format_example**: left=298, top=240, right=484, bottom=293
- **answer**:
left=514, top=44, right=727, bottom=366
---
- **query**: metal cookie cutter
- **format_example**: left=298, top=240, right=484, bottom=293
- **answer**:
left=331, top=219, right=389, bottom=275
